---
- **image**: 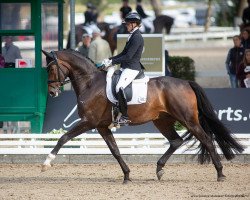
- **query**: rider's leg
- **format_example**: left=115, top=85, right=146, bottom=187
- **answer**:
left=142, top=18, right=154, bottom=33
left=117, top=87, right=128, bottom=119
left=115, top=68, right=139, bottom=122
left=115, top=68, right=140, bottom=93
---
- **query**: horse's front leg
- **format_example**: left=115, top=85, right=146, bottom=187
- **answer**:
left=41, top=120, right=93, bottom=172
left=97, top=127, right=131, bottom=184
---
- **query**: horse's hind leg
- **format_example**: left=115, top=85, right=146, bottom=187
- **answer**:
left=97, top=127, right=131, bottom=184
left=153, top=117, right=183, bottom=180
left=187, top=123, right=226, bottom=181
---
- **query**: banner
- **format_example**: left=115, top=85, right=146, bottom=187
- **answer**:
left=43, top=89, right=250, bottom=134
left=117, top=34, right=165, bottom=77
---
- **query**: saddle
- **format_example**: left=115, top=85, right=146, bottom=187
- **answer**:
left=111, top=69, right=145, bottom=102
left=106, top=67, right=149, bottom=128
left=106, top=67, right=149, bottom=105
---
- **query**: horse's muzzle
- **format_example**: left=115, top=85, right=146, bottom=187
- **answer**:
left=48, top=86, right=61, bottom=97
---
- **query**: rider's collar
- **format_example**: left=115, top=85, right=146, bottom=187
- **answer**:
left=130, top=27, right=139, bottom=34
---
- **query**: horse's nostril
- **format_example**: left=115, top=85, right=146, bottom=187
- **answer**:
left=49, top=91, right=54, bottom=96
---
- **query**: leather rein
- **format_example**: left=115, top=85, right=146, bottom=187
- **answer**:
left=46, top=51, right=105, bottom=86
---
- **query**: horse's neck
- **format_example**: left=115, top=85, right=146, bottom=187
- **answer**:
left=69, top=69, right=105, bottom=97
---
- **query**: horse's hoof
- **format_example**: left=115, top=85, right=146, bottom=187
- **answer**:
left=41, top=164, right=51, bottom=172
left=157, top=169, right=164, bottom=180
left=123, top=179, right=132, bottom=184
left=217, top=175, right=226, bottom=182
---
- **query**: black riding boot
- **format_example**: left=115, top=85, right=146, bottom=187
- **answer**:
left=116, top=88, right=130, bottom=125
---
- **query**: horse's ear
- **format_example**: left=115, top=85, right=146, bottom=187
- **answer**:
left=42, top=50, right=53, bottom=58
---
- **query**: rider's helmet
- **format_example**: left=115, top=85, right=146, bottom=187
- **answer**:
left=124, top=12, right=141, bottom=25
left=86, top=2, right=94, bottom=9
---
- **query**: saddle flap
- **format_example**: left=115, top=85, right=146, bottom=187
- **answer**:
left=106, top=67, right=149, bottom=105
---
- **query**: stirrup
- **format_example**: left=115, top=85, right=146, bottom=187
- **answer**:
left=117, top=116, right=131, bottom=126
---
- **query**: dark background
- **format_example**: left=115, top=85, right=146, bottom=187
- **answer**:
left=43, top=89, right=250, bottom=133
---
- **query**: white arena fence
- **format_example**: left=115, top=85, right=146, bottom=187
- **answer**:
left=11, top=27, right=239, bottom=50
left=0, top=132, right=249, bottom=155
left=165, top=29, right=239, bottom=43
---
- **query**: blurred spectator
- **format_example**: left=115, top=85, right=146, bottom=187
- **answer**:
left=0, top=54, right=5, bottom=68
left=242, top=0, right=250, bottom=27
left=117, top=0, right=132, bottom=34
left=225, top=35, right=244, bottom=88
left=237, top=49, right=250, bottom=88
left=84, top=2, right=98, bottom=26
left=120, top=0, right=132, bottom=20
left=164, top=50, right=172, bottom=76
left=241, top=29, right=250, bottom=49
left=77, top=33, right=92, bottom=57
left=2, top=36, right=22, bottom=68
left=88, top=27, right=112, bottom=67
left=136, top=0, right=154, bottom=33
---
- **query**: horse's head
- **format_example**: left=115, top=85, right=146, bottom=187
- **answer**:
left=42, top=50, right=70, bottom=97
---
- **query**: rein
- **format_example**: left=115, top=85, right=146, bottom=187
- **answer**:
left=46, top=51, right=104, bottom=86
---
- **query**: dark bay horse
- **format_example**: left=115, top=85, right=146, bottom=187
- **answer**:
left=41, top=49, right=244, bottom=183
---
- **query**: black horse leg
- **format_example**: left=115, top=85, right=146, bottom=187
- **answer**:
left=153, top=118, right=183, bottom=180
left=187, top=123, right=226, bottom=181
left=97, top=127, right=131, bottom=184
left=41, top=120, right=93, bottom=172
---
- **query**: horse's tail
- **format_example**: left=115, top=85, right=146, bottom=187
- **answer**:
left=186, top=81, right=244, bottom=163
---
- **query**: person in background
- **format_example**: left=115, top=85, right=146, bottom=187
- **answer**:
left=237, top=49, right=250, bottom=88
left=120, top=0, right=132, bottom=21
left=2, top=36, right=22, bottom=68
left=118, top=0, right=132, bottom=34
left=77, top=33, right=92, bottom=57
left=0, top=54, right=5, bottom=68
left=88, top=27, right=112, bottom=67
left=136, top=0, right=154, bottom=33
left=225, top=35, right=245, bottom=88
left=164, top=50, right=172, bottom=76
left=84, top=2, right=98, bottom=26
left=241, top=29, right=250, bottom=49
left=242, top=0, right=250, bottom=27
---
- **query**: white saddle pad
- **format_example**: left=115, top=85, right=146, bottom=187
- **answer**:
left=106, top=67, right=150, bottom=105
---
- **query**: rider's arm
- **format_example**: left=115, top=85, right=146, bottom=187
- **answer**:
left=111, top=34, right=143, bottom=64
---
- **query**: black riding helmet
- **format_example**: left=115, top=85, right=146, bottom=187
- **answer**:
left=124, top=12, right=141, bottom=24
left=87, top=2, right=94, bottom=9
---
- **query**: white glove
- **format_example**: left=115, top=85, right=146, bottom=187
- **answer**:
left=102, top=59, right=112, bottom=68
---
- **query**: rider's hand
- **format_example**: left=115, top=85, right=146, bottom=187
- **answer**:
left=102, top=59, right=112, bottom=68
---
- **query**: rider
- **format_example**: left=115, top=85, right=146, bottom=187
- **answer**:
left=102, top=12, right=144, bottom=124
left=84, top=2, right=98, bottom=26
left=136, top=0, right=154, bottom=33
left=118, top=0, right=132, bottom=34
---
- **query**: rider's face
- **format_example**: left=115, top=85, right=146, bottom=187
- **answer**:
left=125, top=22, right=134, bottom=32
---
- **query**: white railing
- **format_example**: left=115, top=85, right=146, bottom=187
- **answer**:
left=0, top=133, right=249, bottom=155
left=165, top=30, right=239, bottom=43
left=171, top=27, right=239, bottom=34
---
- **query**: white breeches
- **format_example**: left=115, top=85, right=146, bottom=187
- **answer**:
left=116, top=68, right=140, bottom=93
left=142, top=18, right=154, bottom=33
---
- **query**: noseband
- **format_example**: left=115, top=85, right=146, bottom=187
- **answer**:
left=47, top=51, right=70, bottom=86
